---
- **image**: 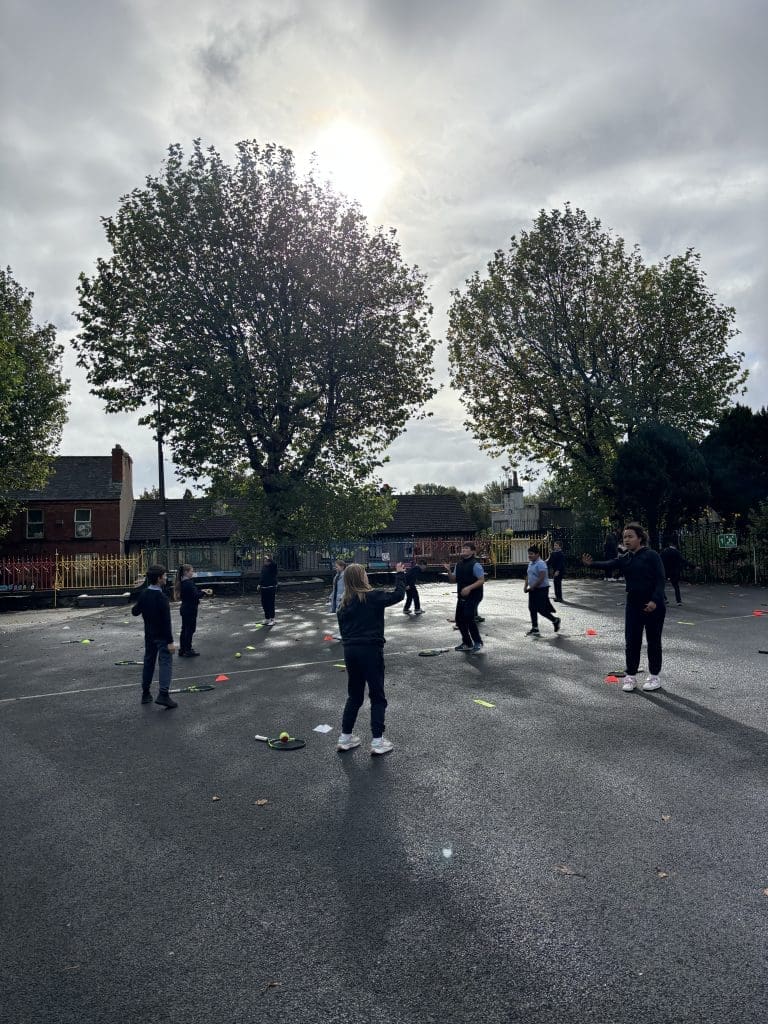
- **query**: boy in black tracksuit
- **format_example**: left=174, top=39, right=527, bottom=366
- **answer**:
left=584, top=524, right=666, bottom=693
left=336, top=563, right=406, bottom=755
left=661, top=543, right=694, bottom=606
left=443, top=542, right=484, bottom=652
left=403, top=559, right=427, bottom=615
left=175, top=564, right=214, bottom=656
left=259, top=555, right=278, bottom=624
left=547, top=542, right=566, bottom=602
left=131, top=564, right=177, bottom=708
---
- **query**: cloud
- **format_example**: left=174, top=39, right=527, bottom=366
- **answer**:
left=1, top=0, right=765, bottom=500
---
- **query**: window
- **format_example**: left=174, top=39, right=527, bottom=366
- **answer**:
left=74, top=508, right=92, bottom=539
left=26, top=509, right=44, bottom=539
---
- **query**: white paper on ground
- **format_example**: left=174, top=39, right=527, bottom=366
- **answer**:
left=313, top=724, right=333, bottom=733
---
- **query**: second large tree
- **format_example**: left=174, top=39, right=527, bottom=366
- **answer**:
left=75, top=140, right=436, bottom=541
left=447, top=205, right=746, bottom=504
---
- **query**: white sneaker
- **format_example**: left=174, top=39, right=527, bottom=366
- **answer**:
left=337, top=734, right=361, bottom=752
left=622, top=675, right=637, bottom=692
left=642, top=675, right=662, bottom=691
left=371, top=737, right=394, bottom=756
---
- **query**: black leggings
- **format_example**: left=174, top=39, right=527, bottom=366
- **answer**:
left=261, top=587, right=276, bottom=619
left=179, top=610, right=197, bottom=654
left=625, top=602, right=666, bottom=675
left=342, top=646, right=387, bottom=738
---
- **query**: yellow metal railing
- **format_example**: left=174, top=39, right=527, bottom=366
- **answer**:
left=54, top=553, right=146, bottom=592
left=489, top=535, right=552, bottom=567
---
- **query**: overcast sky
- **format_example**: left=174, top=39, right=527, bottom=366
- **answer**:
left=2, top=0, right=766, bottom=497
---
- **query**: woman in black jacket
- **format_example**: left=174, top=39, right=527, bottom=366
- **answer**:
left=583, top=523, right=667, bottom=693
left=336, top=562, right=406, bottom=756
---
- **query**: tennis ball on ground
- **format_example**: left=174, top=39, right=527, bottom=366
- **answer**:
left=279, top=731, right=290, bottom=742
left=235, top=652, right=241, bottom=658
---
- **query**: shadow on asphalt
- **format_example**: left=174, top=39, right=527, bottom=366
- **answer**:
left=641, top=690, right=768, bottom=768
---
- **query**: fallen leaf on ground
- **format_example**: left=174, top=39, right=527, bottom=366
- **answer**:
left=762, top=888, right=768, bottom=897
left=655, top=868, right=672, bottom=879
left=212, top=795, right=221, bottom=802
left=260, top=980, right=282, bottom=995
left=661, top=814, right=672, bottom=823
left=555, top=864, right=585, bottom=878
left=255, top=799, right=268, bottom=806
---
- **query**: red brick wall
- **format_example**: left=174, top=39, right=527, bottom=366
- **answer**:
left=1, top=501, right=123, bottom=557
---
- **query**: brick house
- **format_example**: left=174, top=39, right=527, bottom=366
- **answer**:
left=1, top=446, right=134, bottom=557
left=369, top=494, right=478, bottom=565
left=125, top=498, right=241, bottom=569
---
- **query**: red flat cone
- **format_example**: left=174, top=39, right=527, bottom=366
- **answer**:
left=323, top=634, right=334, bottom=641
left=604, top=675, right=619, bottom=684
left=753, top=610, right=763, bottom=616
left=586, top=628, right=598, bottom=636
left=215, top=674, right=229, bottom=682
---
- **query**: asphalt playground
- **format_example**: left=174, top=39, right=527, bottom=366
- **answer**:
left=1, top=576, right=766, bottom=1024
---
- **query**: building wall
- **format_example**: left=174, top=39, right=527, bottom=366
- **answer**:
left=1, top=501, right=124, bottom=557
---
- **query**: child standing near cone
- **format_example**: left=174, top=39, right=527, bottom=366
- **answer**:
left=336, top=562, right=406, bottom=756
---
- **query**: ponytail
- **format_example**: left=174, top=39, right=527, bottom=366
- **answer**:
left=174, top=564, right=193, bottom=601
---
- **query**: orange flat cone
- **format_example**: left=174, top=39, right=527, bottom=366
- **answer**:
left=753, top=610, right=763, bottom=616
left=604, top=675, right=619, bottom=684
left=586, top=628, right=598, bottom=636
left=323, top=634, right=335, bottom=641
left=215, top=674, right=229, bottom=682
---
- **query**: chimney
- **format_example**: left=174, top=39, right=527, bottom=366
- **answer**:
left=111, top=445, right=124, bottom=483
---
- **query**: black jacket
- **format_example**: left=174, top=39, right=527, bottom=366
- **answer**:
left=591, top=548, right=666, bottom=607
left=661, top=547, right=692, bottom=577
left=132, top=587, right=173, bottom=644
left=548, top=550, right=565, bottom=574
left=405, top=564, right=424, bottom=586
left=259, top=562, right=278, bottom=588
left=179, top=577, right=203, bottom=613
left=454, top=556, right=484, bottom=599
left=338, top=574, right=406, bottom=647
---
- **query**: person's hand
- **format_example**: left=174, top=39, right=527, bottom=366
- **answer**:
left=582, top=553, right=593, bottom=565
left=460, top=585, right=472, bottom=597
left=554, top=571, right=560, bottom=578
left=442, top=563, right=451, bottom=573
left=643, top=601, right=656, bottom=613
left=523, top=582, right=528, bottom=592
left=167, top=643, right=176, bottom=653
left=395, top=561, right=406, bottom=572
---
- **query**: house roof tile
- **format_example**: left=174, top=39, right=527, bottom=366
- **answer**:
left=4, top=457, right=123, bottom=501
left=128, top=500, right=241, bottom=542
left=376, top=495, right=475, bottom=536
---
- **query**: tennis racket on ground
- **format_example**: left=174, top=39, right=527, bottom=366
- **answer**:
left=168, top=684, right=216, bottom=693
left=254, top=734, right=307, bottom=750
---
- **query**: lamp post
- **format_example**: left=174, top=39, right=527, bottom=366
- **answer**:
left=157, top=394, right=171, bottom=567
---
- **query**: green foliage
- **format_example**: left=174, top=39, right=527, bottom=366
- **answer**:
left=447, top=205, right=746, bottom=501
left=611, top=423, right=710, bottom=543
left=700, top=404, right=768, bottom=524
left=138, top=486, right=161, bottom=499
left=74, top=139, right=436, bottom=542
left=748, top=500, right=768, bottom=557
left=211, top=469, right=395, bottom=545
left=0, top=268, right=69, bottom=536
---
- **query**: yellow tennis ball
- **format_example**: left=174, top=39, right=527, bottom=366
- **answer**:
left=235, top=652, right=241, bottom=658
left=279, top=731, right=290, bottom=742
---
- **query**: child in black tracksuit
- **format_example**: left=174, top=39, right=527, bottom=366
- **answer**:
left=259, top=555, right=278, bottom=624
left=174, top=564, right=213, bottom=657
left=131, top=564, right=177, bottom=708
left=336, top=562, right=406, bottom=756
left=584, top=523, right=666, bottom=693
left=403, top=559, right=427, bottom=615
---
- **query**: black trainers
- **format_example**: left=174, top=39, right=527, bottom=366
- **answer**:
left=187, top=650, right=201, bottom=657
left=525, top=628, right=540, bottom=636
left=553, top=617, right=561, bottom=632
left=155, top=692, right=178, bottom=709
left=141, top=690, right=153, bottom=704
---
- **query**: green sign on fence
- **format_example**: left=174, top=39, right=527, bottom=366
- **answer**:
left=717, top=533, right=738, bottom=549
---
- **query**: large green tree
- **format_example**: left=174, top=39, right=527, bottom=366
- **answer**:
left=0, top=268, right=69, bottom=536
left=611, top=423, right=710, bottom=543
left=447, top=205, right=746, bottom=502
left=74, top=140, right=436, bottom=542
left=700, top=404, right=768, bottom=524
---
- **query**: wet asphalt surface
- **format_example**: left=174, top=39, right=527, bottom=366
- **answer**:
left=1, top=577, right=767, bottom=1024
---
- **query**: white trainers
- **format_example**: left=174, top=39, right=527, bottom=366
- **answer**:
left=371, top=737, right=394, bottom=756
left=642, top=675, right=662, bottom=691
left=622, top=675, right=637, bottom=692
left=337, top=734, right=361, bottom=752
